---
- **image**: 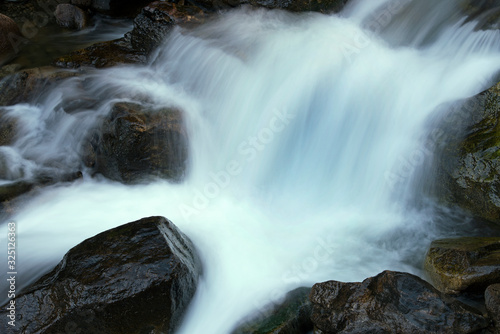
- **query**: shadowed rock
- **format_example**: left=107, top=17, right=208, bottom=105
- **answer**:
left=0, top=216, right=202, bottom=334
left=310, top=271, right=488, bottom=334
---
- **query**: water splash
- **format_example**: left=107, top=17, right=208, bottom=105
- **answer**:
left=1, top=1, right=500, bottom=333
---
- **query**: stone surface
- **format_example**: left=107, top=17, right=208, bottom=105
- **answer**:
left=84, top=102, right=188, bottom=184
left=130, top=2, right=205, bottom=54
left=0, top=66, right=81, bottom=106
left=424, top=237, right=500, bottom=294
left=232, top=287, right=313, bottom=334
left=54, top=3, right=89, bottom=30
left=310, top=271, right=488, bottom=334
left=485, top=283, right=500, bottom=330
left=432, top=81, right=500, bottom=225
left=0, top=216, right=202, bottom=334
left=0, top=13, right=21, bottom=65
left=54, top=36, right=147, bottom=69
left=89, top=0, right=152, bottom=17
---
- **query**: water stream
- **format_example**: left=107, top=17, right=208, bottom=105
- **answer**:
left=1, top=0, right=500, bottom=333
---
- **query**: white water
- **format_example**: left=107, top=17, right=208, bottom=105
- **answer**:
left=1, top=0, right=500, bottom=333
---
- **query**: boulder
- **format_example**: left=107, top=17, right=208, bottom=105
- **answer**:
left=183, top=0, right=349, bottom=13
left=0, top=66, right=81, bottom=106
left=89, top=0, right=152, bottom=17
left=424, top=237, right=500, bottom=294
left=84, top=102, right=188, bottom=184
left=432, top=81, right=500, bottom=225
left=460, top=0, right=500, bottom=30
left=54, top=36, right=147, bottom=68
left=310, top=271, right=488, bottom=334
left=485, top=283, right=500, bottom=330
left=129, top=2, right=205, bottom=54
left=232, top=287, right=313, bottom=334
left=0, top=108, right=17, bottom=146
left=0, top=13, right=21, bottom=65
left=0, top=216, right=202, bottom=334
left=54, top=3, right=89, bottom=30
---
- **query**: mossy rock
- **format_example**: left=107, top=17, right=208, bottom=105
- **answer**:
left=424, top=237, right=500, bottom=294
left=232, top=287, right=313, bottom=334
left=433, top=81, right=500, bottom=226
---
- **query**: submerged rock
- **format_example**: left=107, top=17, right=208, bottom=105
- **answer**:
left=0, top=13, right=21, bottom=65
left=85, top=102, right=188, bottom=184
left=433, top=81, right=500, bottom=226
left=310, top=271, right=488, bottom=334
left=424, top=237, right=500, bottom=294
left=0, top=66, right=80, bottom=106
left=232, top=287, right=313, bottom=334
left=54, top=3, right=89, bottom=30
left=0, top=216, right=202, bottom=333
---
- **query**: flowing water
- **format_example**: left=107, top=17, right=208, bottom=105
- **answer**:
left=1, top=0, right=500, bottom=332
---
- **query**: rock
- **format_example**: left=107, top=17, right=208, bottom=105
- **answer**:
left=0, top=66, right=81, bottom=106
left=249, top=0, right=349, bottom=13
left=54, top=36, right=147, bottom=68
left=184, top=0, right=349, bottom=13
left=0, top=13, right=21, bottom=65
left=432, top=81, right=500, bottom=225
left=129, top=2, right=205, bottom=54
left=232, top=287, right=313, bottom=334
left=89, top=0, right=152, bottom=17
left=460, top=0, right=500, bottom=30
left=0, top=109, right=18, bottom=146
left=71, top=0, right=92, bottom=8
left=310, top=271, right=489, bottom=334
left=54, top=3, right=89, bottom=30
left=84, top=102, right=188, bottom=184
left=424, top=237, right=500, bottom=294
left=0, top=216, right=202, bottom=334
left=485, top=283, right=500, bottom=330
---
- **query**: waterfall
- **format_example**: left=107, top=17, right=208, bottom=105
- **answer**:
left=1, top=0, right=500, bottom=333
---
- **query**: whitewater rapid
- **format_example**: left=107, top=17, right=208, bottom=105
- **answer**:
left=1, top=0, right=500, bottom=333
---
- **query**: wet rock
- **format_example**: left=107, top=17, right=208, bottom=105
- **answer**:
left=460, top=0, right=500, bottom=30
left=54, top=3, right=89, bottom=30
left=433, top=81, right=500, bottom=225
left=232, top=287, right=313, bottom=334
left=85, top=102, right=188, bottom=184
left=310, top=270, right=489, bottom=334
left=249, top=0, right=349, bottom=13
left=424, top=237, right=500, bottom=294
left=485, top=283, right=500, bottom=330
left=54, top=36, right=147, bottom=68
left=71, top=0, right=92, bottom=8
left=0, top=109, right=18, bottom=146
left=89, top=0, right=152, bottom=17
left=0, top=13, right=21, bottom=65
left=184, top=0, right=348, bottom=13
left=129, top=2, right=205, bottom=54
left=0, top=216, right=202, bottom=334
left=0, top=66, right=80, bottom=106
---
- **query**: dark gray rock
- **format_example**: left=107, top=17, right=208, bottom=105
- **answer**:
left=129, top=1, right=205, bottom=54
left=0, top=13, right=21, bottom=65
left=432, top=81, right=500, bottom=226
left=84, top=101, right=189, bottom=184
left=90, top=0, right=152, bottom=17
left=0, top=216, right=202, bottom=334
left=232, top=287, right=313, bottom=334
left=54, top=3, right=89, bottom=30
left=485, top=283, right=500, bottom=330
left=310, top=271, right=489, bottom=334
